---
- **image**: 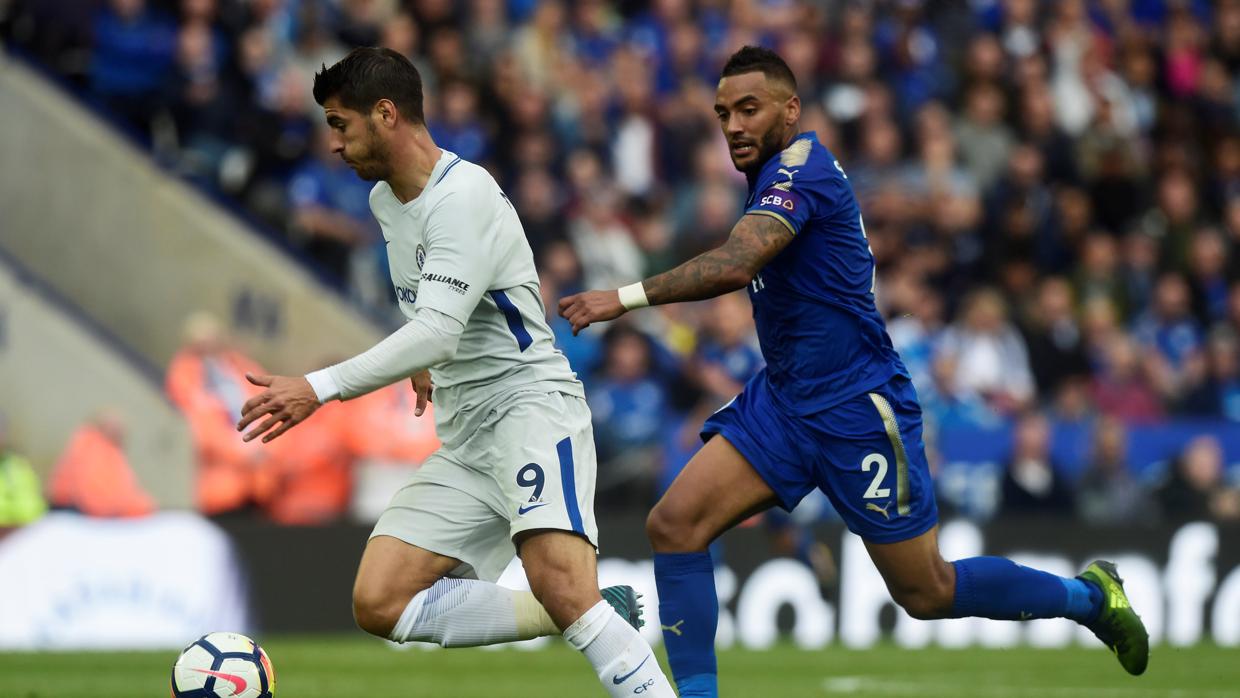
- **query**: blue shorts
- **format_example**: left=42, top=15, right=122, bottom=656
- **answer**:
left=701, top=374, right=938, bottom=544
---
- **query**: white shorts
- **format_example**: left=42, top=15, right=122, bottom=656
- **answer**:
left=370, top=391, right=599, bottom=582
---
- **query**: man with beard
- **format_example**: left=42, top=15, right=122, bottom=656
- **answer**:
left=560, top=46, right=1148, bottom=697
left=235, top=47, right=674, bottom=697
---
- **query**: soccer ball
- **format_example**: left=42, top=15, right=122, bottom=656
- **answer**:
left=170, top=632, right=276, bottom=698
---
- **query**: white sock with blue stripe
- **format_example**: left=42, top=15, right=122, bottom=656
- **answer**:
left=389, top=578, right=559, bottom=647
left=563, top=600, right=676, bottom=697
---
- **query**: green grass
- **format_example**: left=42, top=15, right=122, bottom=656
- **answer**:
left=2, top=636, right=1237, bottom=698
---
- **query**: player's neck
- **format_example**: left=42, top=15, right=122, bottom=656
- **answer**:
left=385, top=128, right=442, bottom=204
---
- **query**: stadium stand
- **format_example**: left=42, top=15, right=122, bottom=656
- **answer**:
left=3, top=0, right=1240, bottom=523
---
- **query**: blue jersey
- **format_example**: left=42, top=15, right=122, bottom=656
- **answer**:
left=742, top=132, right=908, bottom=417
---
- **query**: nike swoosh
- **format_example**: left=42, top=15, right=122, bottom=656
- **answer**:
left=191, top=668, right=248, bottom=695
left=517, top=502, right=549, bottom=515
left=612, top=654, right=651, bottom=685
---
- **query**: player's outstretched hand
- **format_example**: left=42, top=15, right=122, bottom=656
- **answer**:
left=236, top=373, right=321, bottom=443
left=558, top=289, right=626, bottom=335
left=410, top=370, right=433, bottom=417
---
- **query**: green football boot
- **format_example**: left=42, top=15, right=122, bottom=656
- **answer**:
left=1079, top=560, right=1149, bottom=676
left=601, top=585, right=646, bottom=631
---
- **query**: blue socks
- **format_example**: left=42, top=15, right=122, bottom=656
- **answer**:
left=654, top=552, right=718, bottom=698
left=652, top=553, right=1102, bottom=698
left=951, top=556, right=1102, bottom=623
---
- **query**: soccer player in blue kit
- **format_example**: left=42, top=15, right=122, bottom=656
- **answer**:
left=559, top=46, right=1148, bottom=696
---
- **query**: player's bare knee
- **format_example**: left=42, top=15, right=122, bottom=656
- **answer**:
left=527, top=563, right=597, bottom=626
left=646, top=503, right=707, bottom=552
left=351, top=590, right=400, bottom=637
left=889, top=574, right=955, bottom=620
left=893, top=589, right=950, bottom=620
left=352, top=579, right=434, bottom=638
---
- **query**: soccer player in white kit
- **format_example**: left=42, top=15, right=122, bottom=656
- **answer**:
left=235, top=47, right=675, bottom=697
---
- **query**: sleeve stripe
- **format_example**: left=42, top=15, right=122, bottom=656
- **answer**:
left=746, top=210, right=798, bottom=236
left=490, top=289, right=533, bottom=351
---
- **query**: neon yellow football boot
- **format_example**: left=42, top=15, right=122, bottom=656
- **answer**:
left=1079, top=560, right=1149, bottom=676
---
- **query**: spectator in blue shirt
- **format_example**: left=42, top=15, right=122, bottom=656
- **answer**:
left=588, top=325, right=670, bottom=499
left=428, top=79, right=490, bottom=165
left=287, top=127, right=379, bottom=287
left=89, top=0, right=177, bottom=136
left=1134, top=273, right=1205, bottom=403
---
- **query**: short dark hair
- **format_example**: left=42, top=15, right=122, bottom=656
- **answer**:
left=720, top=45, right=797, bottom=92
left=313, top=47, right=425, bottom=124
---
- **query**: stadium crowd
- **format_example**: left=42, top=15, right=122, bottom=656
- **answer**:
left=4, top=0, right=1240, bottom=526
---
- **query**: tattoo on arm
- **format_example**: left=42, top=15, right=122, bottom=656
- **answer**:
left=643, top=213, right=795, bottom=305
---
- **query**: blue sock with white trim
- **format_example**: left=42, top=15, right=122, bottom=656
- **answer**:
left=951, top=556, right=1102, bottom=622
left=654, top=551, right=718, bottom=698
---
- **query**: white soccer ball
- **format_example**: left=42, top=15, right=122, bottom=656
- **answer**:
left=171, top=632, right=276, bottom=698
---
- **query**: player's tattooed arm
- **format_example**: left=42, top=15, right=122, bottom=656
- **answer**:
left=558, top=213, right=793, bottom=334
left=643, top=213, right=794, bottom=305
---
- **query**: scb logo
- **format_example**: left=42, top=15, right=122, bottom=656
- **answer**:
left=760, top=193, right=795, bottom=211
left=633, top=679, right=657, bottom=694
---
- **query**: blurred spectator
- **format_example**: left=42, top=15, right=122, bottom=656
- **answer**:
left=922, top=351, right=1002, bottom=431
left=161, top=18, right=239, bottom=181
left=1142, top=169, right=1207, bottom=272
left=1182, top=328, right=1240, bottom=421
left=1073, top=233, right=1123, bottom=315
left=48, top=410, right=156, bottom=518
left=588, top=325, right=670, bottom=495
left=539, top=240, right=602, bottom=375
left=287, top=127, right=380, bottom=291
left=1090, top=333, right=1165, bottom=423
left=936, top=288, right=1036, bottom=414
left=340, top=382, right=441, bottom=465
left=429, top=79, right=490, bottom=165
left=1018, top=83, right=1080, bottom=185
left=88, top=0, right=177, bottom=135
left=1076, top=417, right=1155, bottom=525
left=1133, top=273, right=1205, bottom=403
left=1186, top=227, right=1229, bottom=323
left=999, top=411, right=1075, bottom=518
left=985, top=143, right=1062, bottom=275
left=1156, top=435, right=1240, bottom=522
left=954, top=82, right=1015, bottom=192
left=261, top=401, right=353, bottom=526
left=165, top=312, right=276, bottom=516
left=1021, top=276, right=1090, bottom=397
left=1120, top=230, right=1159, bottom=321
left=692, top=292, right=762, bottom=403
left=569, top=185, right=644, bottom=292
left=235, top=65, right=316, bottom=224
left=0, top=415, right=47, bottom=527
left=887, top=279, right=945, bottom=402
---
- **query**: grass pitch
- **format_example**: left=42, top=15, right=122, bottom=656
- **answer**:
left=1, top=636, right=1236, bottom=698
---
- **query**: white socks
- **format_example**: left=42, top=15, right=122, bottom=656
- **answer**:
left=388, top=578, right=559, bottom=647
left=389, top=582, right=675, bottom=697
left=563, top=600, right=676, bottom=698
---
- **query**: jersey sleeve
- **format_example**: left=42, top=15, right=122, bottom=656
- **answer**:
left=415, top=178, right=495, bottom=325
left=744, top=165, right=819, bottom=236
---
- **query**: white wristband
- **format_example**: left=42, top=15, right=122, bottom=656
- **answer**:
left=618, top=282, right=649, bottom=310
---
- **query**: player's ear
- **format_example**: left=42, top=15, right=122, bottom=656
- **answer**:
left=374, top=99, right=398, bottom=128
left=785, top=93, right=801, bottom=127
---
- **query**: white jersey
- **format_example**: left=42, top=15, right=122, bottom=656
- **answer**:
left=368, top=149, right=584, bottom=448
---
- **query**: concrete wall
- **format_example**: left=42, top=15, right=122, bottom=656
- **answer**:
left=0, top=54, right=381, bottom=375
left=0, top=253, right=194, bottom=506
